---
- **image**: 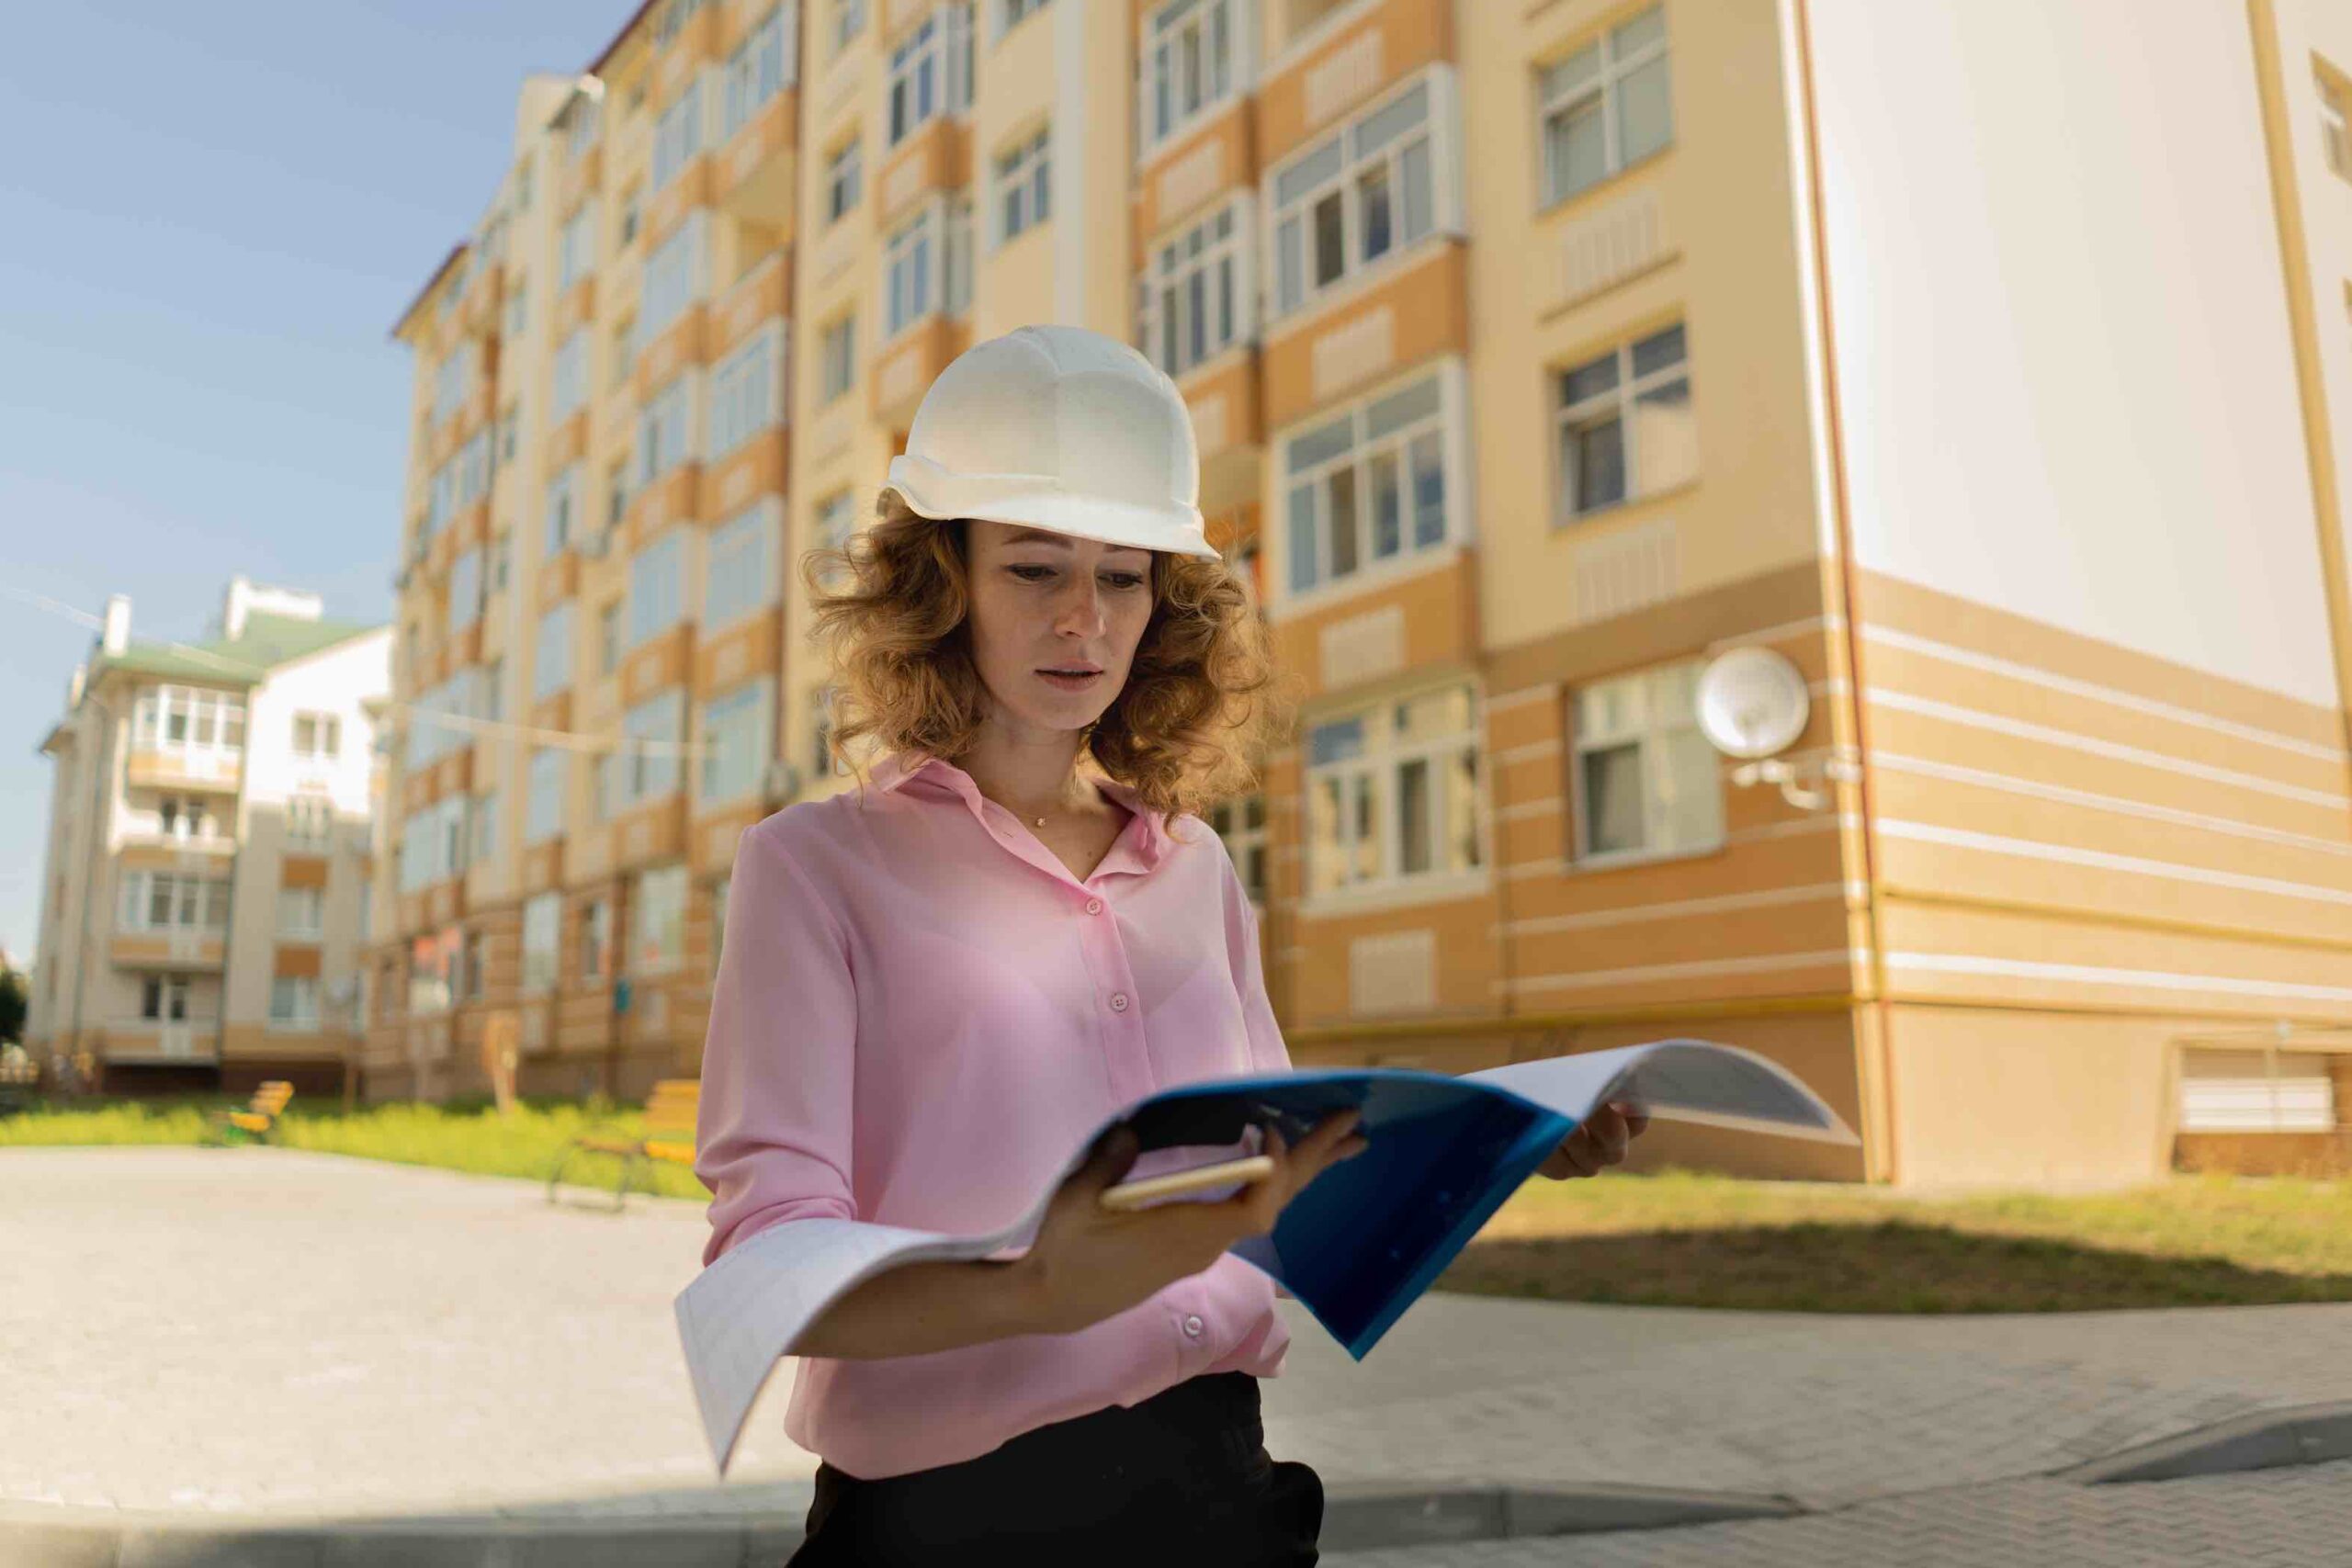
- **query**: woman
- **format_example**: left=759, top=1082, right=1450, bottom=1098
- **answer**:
left=694, top=326, right=1645, bottom=1564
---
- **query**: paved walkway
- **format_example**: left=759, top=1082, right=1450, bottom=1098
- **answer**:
left=7, top=1145, right=2352, bottom=1536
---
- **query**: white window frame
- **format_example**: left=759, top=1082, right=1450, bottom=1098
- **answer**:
left=708, top=324, right=783, bottom=458
left=652, top=77, right=706, bottom=191
left=819, top=313, right=856, bottom=403
left=470, top=788, right=500, bottom=864
left=1537, top=4, right=1671, bottom=209
left=286, top=792, right=334, bottom=850
left=704, top=502, right=775, bottom=628
left=268, top=976, right=321, bottom=1032
left=435, top=341, right=473, bottom=424
left=1264, top=68, right=1457, bottom=321
left=991, top=124, right=1051, bottom=249
left=545, top=464, right=580, bottom=555
left=832, top=0, right=867, bottom=55
left=521, top=891, right=562, bottom=994
left=826, top=136, right=864, bottom=224
left=636, top=372, right=704, bottom=491
left=1278, top=364, right=1461, bottom=604
left=881, top=204, right=939, bottom=340
left=448, top=547, right=483, bottom=635
left=532, top=600, right=576, bottom=701
left=559, top=200, right=598, bottom=289
left=631, top=863, right=690, bottom=976
left=886, top=3, right=973, bottom=149
left=698, top=679, right=775, bottom=805
left=1303, top=682, right=1487, bottom=906
left=1206, top=792, right=1268, bottom=908
left=1140, top=0, right=1248, bottom=159
left=608, top=690, right=687, bottom=809
left=291, top=712, right=341, bottom=760
left=1138, top=196, right=1251, bottom=379
left=1568, top=660, right=1724, bottom=868
left=551, top=329, right=589, bottom=420
left=641, top=211, right=711, bottom=347
left=132, top=685, right=247, bottom=758
left=997, top=0, right=1048, bottom=42
left=724, top=4, right=797, bottom=141
left=277, top=886, right=325, bottom=940
left=1554, top=321, right=1692, bottom=525
left=628, top=530, right=691, bottom=649
left=525, top=749, right=566, bottom=845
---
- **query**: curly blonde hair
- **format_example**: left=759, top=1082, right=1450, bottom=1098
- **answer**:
left=800, top=489, right=1294, bottom=825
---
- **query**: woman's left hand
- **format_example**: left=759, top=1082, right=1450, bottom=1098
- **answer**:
left=1536, top=1100, right=1650, bottom=1179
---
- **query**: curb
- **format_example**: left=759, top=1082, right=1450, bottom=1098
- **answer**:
left=0, top=1482, right=1800, bottom=1568
left=2058, top=1401, right=2352, bottom=1486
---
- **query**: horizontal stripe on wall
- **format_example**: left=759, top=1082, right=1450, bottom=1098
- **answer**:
left=1885, top=952, right=2352, bottom=1006
left=1877, top=818, right=2352, bottom=912
left=1497, top=882, right=1854, bottom=937
left=1501, top=949, right=1857, bottom=994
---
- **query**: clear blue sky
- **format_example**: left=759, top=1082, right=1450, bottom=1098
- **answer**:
left=0, top=2, right=638, bottom=967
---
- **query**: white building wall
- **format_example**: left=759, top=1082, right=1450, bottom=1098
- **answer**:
left=1806, top=0, right=2339, bottom=709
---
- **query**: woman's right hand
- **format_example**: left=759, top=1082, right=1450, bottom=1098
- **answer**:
left=1010, top=1110, right=1370, bottom=1337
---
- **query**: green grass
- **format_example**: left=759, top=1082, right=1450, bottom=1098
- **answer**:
left=0, top=1094, right=712, bottom=1201
left=8, top=1100, right=2352, bottom=1309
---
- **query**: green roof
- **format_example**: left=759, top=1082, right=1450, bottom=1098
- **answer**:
left=93, top=611, right=380, bottom=689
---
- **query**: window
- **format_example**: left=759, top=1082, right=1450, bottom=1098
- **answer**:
left=479, top=657, right=504, bottom=725
left=582, top=898, right=612, bottom=982
left=435, top=342, right=472, bottom=423
left=277, top=886, right=324, bottom=940
left=2178, top=1049, right=2339, bottom=1132
left=156, top=795, right=211, bottom=841
left=994, top=125, right=1050, bottom=246
left=826, top=137, right=864, bottom=223
left=499, top=403, right=521, bottom=465
left=655, top=0, right=708, bottom=44
left=813, top=489, right=856, bottom=587
left=820, top=314, right=857, bottom=403
left=642, top=211, right=710, bottom=345
left=1144, top=0, right=1237, bottom=153
left=1540, top=6, right=1671, bottom=208
left=117, top=873, right=231, bottom=931
left=567, top=94, right=603, bottom=161
left=552, top=329, right=589, bottom=420
left=1270, top=75, right=1442, bottom=318
left=448, top=547, right=483, bottom=634
left=470, top=788, right=499, bottom=863
left=637, top=373, right=701, bottom=491
left=653, top=79, right=705, bottom=190
left=1571, top=660, right=1721, bottom=862
left=832, top=0, right=866, bottom=54
left=705, top=504, right=773, bottom=626
left=461, top=929, right=486, bottom=1001
left=1555, top=322, right=1691, bottom=521
left=286, top=793, right=333, bottom=849
left=999, top=0, right=1048, bottom=39
left=608, top=691, right=686, bottom=808
left=709, top=325, right=781, bottom=457
left=142, top=975, right=191, bottom=1021
left=700, top=681, right=773, bottom=803
left=457, top=429, right=493, bottom=510
left=410, top=928, right=458, bottom=1015
left=1283, top=369, right=1451, bottom=596
left=545, top=465, right=580, bottom=554
left=521, top=891, right=561, bottom=994
left=291, top=712, right=341, bottom=760
left=1305, top=684, right=1484, bottom=897
left=132, top=686, right=247, bottom=754
left=887, top=4, right=974, bottom=149
left=504, top=283, right=528, bottom=340
left=560, top=201, right=598, bottom=288
left=882, top=207, right=937, bottom=338
left=601, top=599, right=626, bottom=672
left=2323, top=67, right=2351, bottom=181
left=810, top=682, right=842, bottom=776
left=945, top=195, right=974, bottom=314
left=269, top=976, right=320, bottom=1032
left=724, top=6, right=795, bottom=141
left=491, top=533, right=513, bottom=592
left=426, top=460, right=457, bottom=536
left=526, top=749, right=566, bottom=844
left=628, top=531, right=688, bottom=648
left=619, top=185, right=643, bottom=247
left=404, top=672, right=480, bottom=771
left=1206, top=792, right=1267, bottom=906
left=631, top=863, right=689, bottom=975
left=533, top=601, right=575, bottom=700
left=1140, top=198, right=1247, bottom=378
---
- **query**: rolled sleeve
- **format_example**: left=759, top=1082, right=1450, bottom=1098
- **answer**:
left=695, top=821, right=860, bottom=1269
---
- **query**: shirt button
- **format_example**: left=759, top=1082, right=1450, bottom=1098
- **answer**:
left=1182, top=1314, right=1204, bottom=1338
left=1110, top=993, right=1129, bottom=1013
left=1085, top=898, right=1103, bottom=915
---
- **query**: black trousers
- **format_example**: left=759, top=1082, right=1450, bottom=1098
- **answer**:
left=786, top=1371, right=1323, bottom=1565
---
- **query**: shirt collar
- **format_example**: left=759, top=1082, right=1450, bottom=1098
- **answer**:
left=868, top=749, right=1173, bottom=868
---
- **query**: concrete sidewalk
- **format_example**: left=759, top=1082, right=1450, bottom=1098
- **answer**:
left=6, top=1145, right=2351, bottom=1560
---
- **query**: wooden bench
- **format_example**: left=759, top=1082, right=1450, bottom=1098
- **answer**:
left=546, top=1077, right=699, bottom=1210
left=207, top=1081, right=296, bottom=1145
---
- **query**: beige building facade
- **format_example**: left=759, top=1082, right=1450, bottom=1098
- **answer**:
left=28, top=580, right=390, bottom=1097
left=376, top=0, right=2352, bottom=1184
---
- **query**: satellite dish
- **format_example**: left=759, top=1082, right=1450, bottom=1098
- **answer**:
left=1696, top=648, right=1810, bottom=760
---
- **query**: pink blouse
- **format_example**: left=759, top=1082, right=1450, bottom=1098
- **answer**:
left=692, top=749, right=1293, bottom=1479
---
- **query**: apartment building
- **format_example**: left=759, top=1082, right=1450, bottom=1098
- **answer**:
left=27, top=579, right=390, bottom=1097
left=377, top=0, right=2352, bottom=1184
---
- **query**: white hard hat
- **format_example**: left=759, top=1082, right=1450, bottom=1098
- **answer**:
left=882, top=324, right=1222, bottom=560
